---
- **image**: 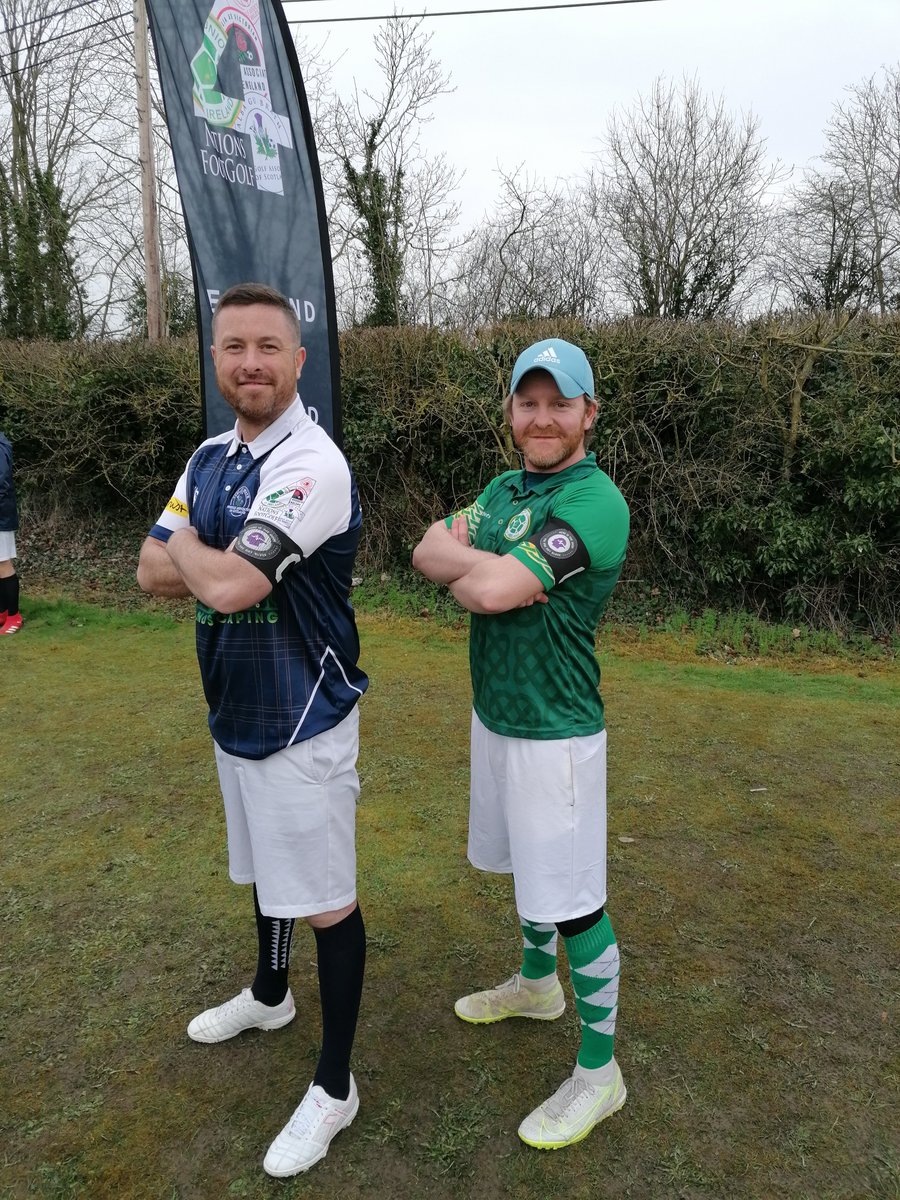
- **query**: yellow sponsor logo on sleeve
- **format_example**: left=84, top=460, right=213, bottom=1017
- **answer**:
left=166, top=496, right=189, bottom=518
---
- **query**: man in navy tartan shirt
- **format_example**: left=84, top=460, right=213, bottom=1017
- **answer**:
left=138, top=283, right=366, bottom=1178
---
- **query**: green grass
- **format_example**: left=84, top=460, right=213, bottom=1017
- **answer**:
left=1, top=600, right=897, bottom=1199
left=349, top=577, right=900, bottom=664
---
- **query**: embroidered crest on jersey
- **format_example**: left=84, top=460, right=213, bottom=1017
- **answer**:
left=166, top=496, right=188, bottom=518
left=227, top=485, right=253, bottom=517
left=236, top=524, right=280, bottom=561
left=504, top=508, right=533, bottom=541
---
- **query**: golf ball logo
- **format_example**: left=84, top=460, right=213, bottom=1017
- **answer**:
left=540, top=529, right=577, bottom=559
left=239, top=524, right=279, bottom=559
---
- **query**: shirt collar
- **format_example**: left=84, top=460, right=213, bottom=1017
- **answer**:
left=514, top=451, right=598, bottom=495
left=225, top=394, right=305, bottom=458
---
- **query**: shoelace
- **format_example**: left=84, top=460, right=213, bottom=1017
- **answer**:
left=287, top=1093, right=326, bottom=1139
left=216, top=991, right=252, bottom=1018
left=543, top=1077, right=589, bottom=1120
left=491, top=976, right=519, bottom=994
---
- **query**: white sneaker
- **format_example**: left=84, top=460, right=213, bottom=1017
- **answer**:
left=518, top=1060, right=626, bottom=1149
left=263, top=1075, right=359, bottom=1177
left=454, top=974, right=565, bottom=1024
left=187, top=987, right=295, bottom=1043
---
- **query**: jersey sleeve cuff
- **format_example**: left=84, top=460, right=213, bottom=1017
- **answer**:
left=509, top=541, right=555, bottom=589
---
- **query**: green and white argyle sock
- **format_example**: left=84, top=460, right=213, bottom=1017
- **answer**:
left=563, top=912, right=619, bottom=1069
left=519, top=918, right=558, bottom=981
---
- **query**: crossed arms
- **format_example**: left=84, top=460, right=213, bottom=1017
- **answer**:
left=141, top=510, right=543, bottom=617
left=137, top=528, right=272, bottom=614
left=411, top=516, right=546, bottom=615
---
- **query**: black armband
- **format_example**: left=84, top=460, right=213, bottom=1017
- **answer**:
left=533, top=517, right=591, bottom=585
left=233, top=520, right=304, bottom=585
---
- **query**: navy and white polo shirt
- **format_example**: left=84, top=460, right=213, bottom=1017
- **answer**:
left=149, top=396, right=368, bottom=759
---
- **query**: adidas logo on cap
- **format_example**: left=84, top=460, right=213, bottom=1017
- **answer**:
left=509, top=337, right=595, bottom=399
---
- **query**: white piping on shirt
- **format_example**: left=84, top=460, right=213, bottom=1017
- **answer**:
left=286, top=645, right=364, bottom=746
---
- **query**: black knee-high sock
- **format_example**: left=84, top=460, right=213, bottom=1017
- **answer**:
left=312, top=905, right=366, bottom=1101
left=0, top=573, right=17, bottom=617
left=251, top=885, right=295, bottom=1006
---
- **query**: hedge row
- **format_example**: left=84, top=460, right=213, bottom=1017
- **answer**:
left=1, top=315, right=897, bottom=632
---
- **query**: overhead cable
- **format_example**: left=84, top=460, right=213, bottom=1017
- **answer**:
left=0, top=9, right=129, bottom=63
left=284, top=0, right=666, bottom=25
left=1, top=0, right=111, bottom=36
left=0, top=23, right=126, bottom=79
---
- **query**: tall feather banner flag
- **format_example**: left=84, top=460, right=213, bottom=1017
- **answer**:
left=144, top=0, right=341, bottom=440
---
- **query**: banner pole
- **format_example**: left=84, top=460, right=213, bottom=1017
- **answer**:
left=133, top=0, right=164, bottom=341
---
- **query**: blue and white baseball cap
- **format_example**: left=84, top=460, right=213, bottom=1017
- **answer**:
left=509, top=338, right=595, bottom=399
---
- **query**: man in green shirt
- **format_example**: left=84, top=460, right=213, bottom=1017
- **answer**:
left=412, top=338, right=629, bottom=1150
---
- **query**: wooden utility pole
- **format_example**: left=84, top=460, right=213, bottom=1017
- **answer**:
left=134, top=0, right=164, bottom=340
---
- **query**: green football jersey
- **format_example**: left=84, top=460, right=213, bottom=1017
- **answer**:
left=451, top=453, right=629, bottom=739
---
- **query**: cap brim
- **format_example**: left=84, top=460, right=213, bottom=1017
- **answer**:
left=510, top=364, right=591, bottom=399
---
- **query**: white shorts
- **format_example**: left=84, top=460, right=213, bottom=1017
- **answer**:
left=0, top=531, right=16, bottom=560
left=214, top=706, right=360, bottom=919
left=468, top=711, right=607, bottom=924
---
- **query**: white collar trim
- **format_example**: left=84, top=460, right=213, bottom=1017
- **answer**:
left=226, top=394, right=305, bottom=458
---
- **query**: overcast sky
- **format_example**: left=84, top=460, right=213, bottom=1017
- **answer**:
left=282, top=0, right=898, bottom=222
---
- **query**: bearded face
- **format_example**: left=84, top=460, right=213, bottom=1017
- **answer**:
left=509, top=373, right=596, bottom=473
left=212, top=304, right=306, bottom=440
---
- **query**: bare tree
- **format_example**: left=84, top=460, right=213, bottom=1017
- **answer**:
left=597, top=77, right=779, bottom=320
left=0, top=0, right=136, bottom=335
left=316, top=17, right=460, bottom=327
left=820, top=65, right=900, bottom=313
left=397, top=150, right=464, bottom=326
left=770, top=171, right=872, bottom=313
left=446, top=169, right=606, bottom=329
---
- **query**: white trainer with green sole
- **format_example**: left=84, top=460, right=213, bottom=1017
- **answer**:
left=518, top=1060, right=627, bottom=1149
left=454, top=973, right=566, bottom=1024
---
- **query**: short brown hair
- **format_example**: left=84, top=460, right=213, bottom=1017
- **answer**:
left=213, top=282, right=301, bottom=344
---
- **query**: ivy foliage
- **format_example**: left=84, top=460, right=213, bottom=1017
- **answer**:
left=0, top=166, right=84, bottom=339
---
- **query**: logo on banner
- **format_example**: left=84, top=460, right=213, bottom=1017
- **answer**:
left=191, top=0, right=292, bottom=195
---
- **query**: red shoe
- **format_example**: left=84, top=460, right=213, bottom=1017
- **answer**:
left=0, top=613, right=22, bottom=635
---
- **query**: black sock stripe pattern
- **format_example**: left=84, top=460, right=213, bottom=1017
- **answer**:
left=251, top=886, right=292, bottom=1006
left=270, top=918, right=295, bottom=971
